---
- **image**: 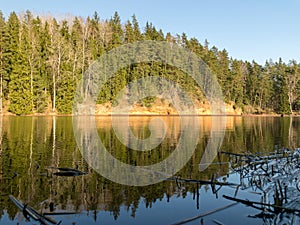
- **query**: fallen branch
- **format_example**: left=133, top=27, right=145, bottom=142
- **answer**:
left=167, top=177, right=238, bottom=186
left=223, top=195, right=300, bottom=213
left=43, top=211, right=80, bottom=215
left=9, top=195, right=59, bottom=225
left=212, top=219, right=225, bottom=225
left=170, top=202, right=238, bottom=225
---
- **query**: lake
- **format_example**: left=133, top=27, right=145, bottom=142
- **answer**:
left=0, top=116, right=299, bottom=225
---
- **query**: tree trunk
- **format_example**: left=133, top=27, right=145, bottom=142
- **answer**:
left=0, top=73, right=2, bottom=114
left=30, top=60, right=34, bottom=112
left=53, top=73, right=56, bottom=112
left=53, top=46, right=61, bottom=113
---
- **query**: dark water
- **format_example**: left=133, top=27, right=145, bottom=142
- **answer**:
left=0, top=116, right=299, bottom=225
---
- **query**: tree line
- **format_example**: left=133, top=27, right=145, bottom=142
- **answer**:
left=0, top=10, right=299, bottom=115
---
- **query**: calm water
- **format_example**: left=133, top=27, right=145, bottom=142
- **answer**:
left=0, top=116, right=299, bottom=225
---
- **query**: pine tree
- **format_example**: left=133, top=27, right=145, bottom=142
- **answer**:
left=38, top=17, right=51, bottom=112
left=218, top=49, right=230, bottom=99
left=245, top=61, right=261, bottom=107
left=124, top=20, right=134, bottom=43
left=8, top=12, right=33, bottom=114
left=108, top=12, right=123, bottom=50
left=2, top=12, right=20, bottom=101
left=20, top=11, right=48, bottom=113
left=55, top=20, right=76, bottom=114
left=132, top=15, right=142, bottom=41
left=89, top=12, right=105, bottom=59
left=273, top=58, right=291, bottom=114
left=258, top=61, right=273, bottom=111
left=230, top=59, right=246, bottom=107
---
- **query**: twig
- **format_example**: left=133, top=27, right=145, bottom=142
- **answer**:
left=212, top=219, right=225, bottom=225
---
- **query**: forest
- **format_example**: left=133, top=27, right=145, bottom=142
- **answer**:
left=0, top=10, right=299, bottom=115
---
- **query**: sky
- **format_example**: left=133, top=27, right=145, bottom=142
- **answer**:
left=0, top=0, right=299, bottom=64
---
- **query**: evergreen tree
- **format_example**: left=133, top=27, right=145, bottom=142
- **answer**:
left=230, top=59, right=245, bottom=107
left=218, top=49, right=230, bottom=100
left=108, top=12, right=123, bottom=50
left=55, top=20, right=76, bottom=114
left=2, top=12, right=20, bottom=100
left=131, top=15, right=142, bottom=41
left=258, top=62, right=273, bottom=111
left=33, top=17, right=51, bottom=113
left=124, top=20, right=134, bottom=43
left=8, top=12, right=33, bottom=114
left=245, top=61, right=261, bottom=107
left=273, top=58, right=291, bottom=114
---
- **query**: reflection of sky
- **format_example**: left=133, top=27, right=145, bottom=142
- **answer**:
left=3, top=184, right=261, bottom=225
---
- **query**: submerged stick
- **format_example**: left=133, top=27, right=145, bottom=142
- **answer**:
left=167, top=177, right=238, bottom=186
left=43, top=212, right=80, bottom=215
left=9, top=195, right=40, bottom=221
left=223, top=195, right=300, bottom=213
left=170, top=202, right=238, bottom=225
left=9, top=195, right=58, bottom=225
left=212, top=219, right=225, bottom=225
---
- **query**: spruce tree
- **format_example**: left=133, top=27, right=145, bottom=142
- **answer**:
left=273, top=59, right=291, bottom=114
left=9, top=13, right=33, bottom=115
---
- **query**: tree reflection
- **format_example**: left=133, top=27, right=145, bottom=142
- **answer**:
left=0, top=116, right=299, bottom=222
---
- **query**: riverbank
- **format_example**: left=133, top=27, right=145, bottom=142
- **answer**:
left=1, top=98, right=299, bottom=116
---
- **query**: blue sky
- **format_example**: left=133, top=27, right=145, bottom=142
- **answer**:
left=0, top=0, right=299, bottom=64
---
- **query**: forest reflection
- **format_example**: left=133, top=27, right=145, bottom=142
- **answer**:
left=0, top=116, right=299, bottom=222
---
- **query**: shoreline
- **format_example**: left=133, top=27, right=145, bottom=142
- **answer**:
left=0, top=113, right=299, bottom=117
left=1, top=100, right=299, bottom=117
left=1, top=102, right=299, bottom=117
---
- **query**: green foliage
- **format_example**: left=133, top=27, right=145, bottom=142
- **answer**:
left=0, top=10, right=299, bottom=115
left=9, top=60, right=33, bottom=115
left=56, top=74, right=76, bottom=114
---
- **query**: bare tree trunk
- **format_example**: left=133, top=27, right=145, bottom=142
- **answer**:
left=29, top=60, right=34, bottom=112
left=288, top=95, right=293, bottom=114
left=53, top=72, right=56, bottom=112
left=53, top=46, right=61, bottom=112
left=0, top=72, right=2, bottom=114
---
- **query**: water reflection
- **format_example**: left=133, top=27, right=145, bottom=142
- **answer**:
left=0, top=116, right=299, bottom=224
left=74, top=116, right=201, bottom=185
